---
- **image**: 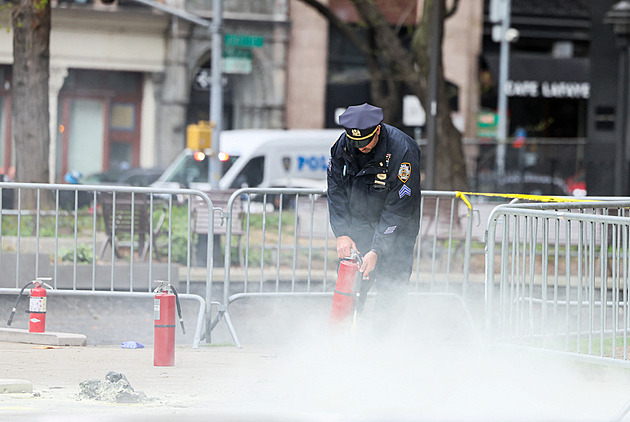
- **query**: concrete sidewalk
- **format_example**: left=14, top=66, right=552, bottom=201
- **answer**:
left=3, top=332, right=630, bottom=422
left=0, top=340, right=287, bottom=421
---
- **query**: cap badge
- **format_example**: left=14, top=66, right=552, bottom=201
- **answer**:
left=352, top=129, right=361, bottom=137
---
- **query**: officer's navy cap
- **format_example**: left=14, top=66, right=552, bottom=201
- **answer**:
left=339, top=103, right=383, bottom=141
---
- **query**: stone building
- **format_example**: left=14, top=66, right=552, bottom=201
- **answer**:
left=0, top=0, right=482, bottom=184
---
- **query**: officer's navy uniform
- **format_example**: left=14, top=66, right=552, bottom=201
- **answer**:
left=327, top=103, right=421, bottom=314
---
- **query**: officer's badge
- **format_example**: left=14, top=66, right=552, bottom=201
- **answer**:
left=398, top=162, right=411, bottom=182
left=377, top=173, right=386, bottom=180
left=282, top=156, right=291, bottom=172
left=399, top=185, right=411, bottom=198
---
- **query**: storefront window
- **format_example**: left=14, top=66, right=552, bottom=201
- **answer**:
left=110, top=103, right=135, bottom=131
left=68, top=99, right=105, bottom=177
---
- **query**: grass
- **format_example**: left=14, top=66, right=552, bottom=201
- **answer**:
left=565, top=335, right=630, bottom=359
left=0, top=208, right=102, bottom=237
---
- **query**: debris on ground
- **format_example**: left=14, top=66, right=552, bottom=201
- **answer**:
left=77, top=371, right=150, bottom=403
left=121, top=341, right=145, bottom=349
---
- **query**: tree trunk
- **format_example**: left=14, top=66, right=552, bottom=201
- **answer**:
left=419, top=0, right=468, bottom=190
left=303, top=0, right=469, bottom=190
left=410, top=0, right=467, bottom=189
left=12, top=0, right=51, bottom=207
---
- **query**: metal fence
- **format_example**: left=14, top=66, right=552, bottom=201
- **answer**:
left=6, top=182, right=630, bottom=364
left=485, top=200, right=630, bottom=362
left=0, top=182, right=217, bottom=348
left=0, top=183, right=481, bottom=349
left=214, top=188, right=477, bottom=347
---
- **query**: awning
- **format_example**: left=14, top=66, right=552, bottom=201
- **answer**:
left=483, top=54, right=590, bottom=99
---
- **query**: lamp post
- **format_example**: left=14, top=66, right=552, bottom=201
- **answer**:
left=209, top=0, right=223, bottom=189
left=129, top=0, right=222, bottom=189
left=425, top=0, right=441, bottom=190
left=494, top=0, right=512, bottom=179
left=605, top=1, right=630, bottom=196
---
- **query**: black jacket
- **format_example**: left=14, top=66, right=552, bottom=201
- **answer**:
left=327, top=123, right=421, bottom=257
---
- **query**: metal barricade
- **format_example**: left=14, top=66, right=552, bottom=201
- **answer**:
left=215, top=188, right=477, bottom=347
left=0, top=182, right=216, bottom=348
left=485, top=200, right=630, bottom=362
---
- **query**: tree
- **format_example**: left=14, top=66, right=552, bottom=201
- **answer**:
left=299, top=0, right=468, bottom=190
left=11, top=0, right=51, bottom=205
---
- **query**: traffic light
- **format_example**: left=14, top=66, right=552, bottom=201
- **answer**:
left=186, top=121, right=213, bottom=150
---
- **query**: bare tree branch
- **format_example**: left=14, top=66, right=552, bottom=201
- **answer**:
left=297, top=0, right=468, bottom=189
left=445, top=0, right=459, bottom=19
left=297, top=0, right=369, bottom=57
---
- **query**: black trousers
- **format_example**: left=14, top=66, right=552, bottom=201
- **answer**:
left=349, top=230, right=416, bottom=317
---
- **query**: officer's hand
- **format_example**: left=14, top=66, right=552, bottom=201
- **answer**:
left=360, top=250, right=378, bottom=278
left=336, top=236, right=356, bottom=259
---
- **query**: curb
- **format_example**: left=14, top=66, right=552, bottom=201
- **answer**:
left=0, top=327, right=87, bottom=346
left=0, top=379, right=32, bottom=394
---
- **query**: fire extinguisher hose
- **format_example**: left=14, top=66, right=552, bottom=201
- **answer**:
left=170, top=285, right=186, bottom=335
left=6, top=281, right=35, bottom=326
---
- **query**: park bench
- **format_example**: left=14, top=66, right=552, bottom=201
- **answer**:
left=191, top=190, right=244, bottom=267
left=98, top=192, right=166, bottom=261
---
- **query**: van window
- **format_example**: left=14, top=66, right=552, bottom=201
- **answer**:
left=165, top=154, right=240, bottom=186
left=230, top=156, right=264, bottom=188
left=165, top=156, right=206, bottom=185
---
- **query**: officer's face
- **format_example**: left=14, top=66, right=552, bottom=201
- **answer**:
left=358, top=126, right=380, bottom=154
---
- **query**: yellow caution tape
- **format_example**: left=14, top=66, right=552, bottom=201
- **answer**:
left=455, top=191, right=595, bottom=213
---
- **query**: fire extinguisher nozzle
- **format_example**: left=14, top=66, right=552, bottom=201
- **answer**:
left=179, top=318, right=186, bottom=335
left=7, top=309, right=16, bottom=326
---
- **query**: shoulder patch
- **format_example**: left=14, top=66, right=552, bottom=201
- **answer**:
left=399, top=185, right=411, bottom=198
left=398, top=162, right=411, bottom=183
left=384, top=225, right=397, bottom=234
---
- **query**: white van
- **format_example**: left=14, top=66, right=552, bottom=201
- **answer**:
left=151, top=129, right=343, bottom=191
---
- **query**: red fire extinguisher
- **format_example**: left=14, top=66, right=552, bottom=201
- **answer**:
left=329, top=250, right=363, bottom=325
left=7, top=277, right=53, bottom=333
left=153, top=281, right=185, bottom=367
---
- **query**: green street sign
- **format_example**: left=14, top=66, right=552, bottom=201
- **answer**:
left=223, top=46, right=252, bottom=59
left=476, top=111, right=499, bottom=138
left=224, top=34, right=264, bottom=48
left=223, top=47, right=252, bottom=74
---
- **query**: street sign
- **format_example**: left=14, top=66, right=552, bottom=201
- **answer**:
left=223, top=47, right=252, bottom=74
left=476, top=111, right=499, bottom=138
left=224, top=34, right=264, bottom=48
left=194, top=68, right=211, bottom=90
left=402, top=95, right=426, bottom=127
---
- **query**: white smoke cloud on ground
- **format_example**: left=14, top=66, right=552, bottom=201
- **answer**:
left=233, top=294, right=630, bottom=422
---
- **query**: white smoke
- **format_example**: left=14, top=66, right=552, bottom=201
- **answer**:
left=230, top=294, right=630, bottom=422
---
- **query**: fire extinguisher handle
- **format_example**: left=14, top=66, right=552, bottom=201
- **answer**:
left=36, top=277, right=53, bottom=290
left=349, top=249, right=363, bottom=268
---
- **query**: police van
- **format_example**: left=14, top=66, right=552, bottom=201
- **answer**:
left=151, top=128, right=343, bottom=192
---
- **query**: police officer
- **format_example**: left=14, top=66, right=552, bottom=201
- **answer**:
left=327, top=103, right=421, bottom=319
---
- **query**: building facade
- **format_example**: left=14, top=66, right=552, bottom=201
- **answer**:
left=0, top=0, right=533, bottom=192
left=0, top=0, right=299, bottom=182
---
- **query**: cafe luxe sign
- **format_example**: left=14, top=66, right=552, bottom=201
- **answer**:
left=504, top=80, right=590, bottom=99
